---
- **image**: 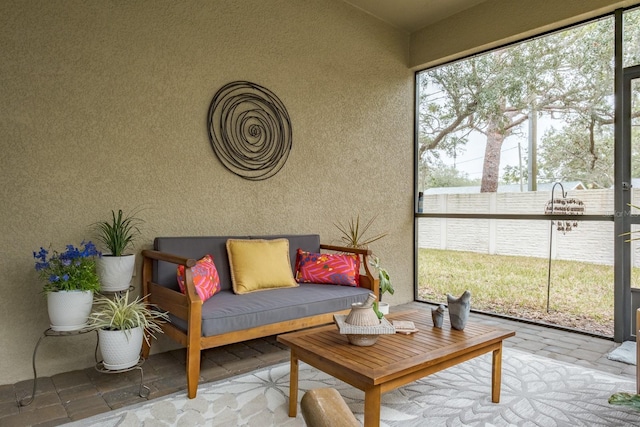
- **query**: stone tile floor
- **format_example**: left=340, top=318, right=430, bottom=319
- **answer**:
left=0, top=301, right=636, bottom=426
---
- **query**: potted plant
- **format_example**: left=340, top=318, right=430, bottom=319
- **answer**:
left=88, top=291, right=168, bottom=370
left=370, top=256, right=394, bottom=318
left=33, top=241, right=101, bottom=331
left=335, top=214, right=394, bottom=318
left=92, top=209, right=144, bottom=292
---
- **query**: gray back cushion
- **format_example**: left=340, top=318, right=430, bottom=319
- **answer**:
left=153, top=234, right=321, bottom=292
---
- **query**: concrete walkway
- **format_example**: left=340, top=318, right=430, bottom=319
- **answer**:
left=0, top=301, right=635, bottom=426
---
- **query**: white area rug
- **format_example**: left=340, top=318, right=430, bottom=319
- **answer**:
left=608, top=341, right=637, bottom=365
left=65, top=348, right=640, bottom=426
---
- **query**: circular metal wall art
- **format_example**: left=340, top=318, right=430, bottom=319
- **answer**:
left=207, top=81, right=292, bottom=180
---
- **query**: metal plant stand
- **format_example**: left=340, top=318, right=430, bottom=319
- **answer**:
left=95, top=358, right=149, bottom=398
left=19, top=327, right=98, bottom=406
left=19, top=327, right=149, bottom=406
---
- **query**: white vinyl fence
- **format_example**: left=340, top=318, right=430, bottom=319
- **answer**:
left=417, top=188, right=640, bottom=267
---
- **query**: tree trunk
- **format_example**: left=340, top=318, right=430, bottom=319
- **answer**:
left=480, top=119, right=505, bottom=192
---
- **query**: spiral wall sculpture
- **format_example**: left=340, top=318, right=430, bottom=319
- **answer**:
left=207, top=81, right=292, bottom=181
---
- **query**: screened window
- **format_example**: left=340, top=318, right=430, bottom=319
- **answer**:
left=413, top=12, right=640, bottom=337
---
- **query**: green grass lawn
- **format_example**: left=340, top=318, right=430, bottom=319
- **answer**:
left=417, top=248, right=620, bottom=334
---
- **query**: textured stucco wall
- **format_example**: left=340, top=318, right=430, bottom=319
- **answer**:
left=409, top=0, right=640, bottom=69
left=0, top=0, right=413, bottom=384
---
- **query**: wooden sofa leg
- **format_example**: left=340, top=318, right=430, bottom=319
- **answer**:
left=186, top=346, right=201, bottom=398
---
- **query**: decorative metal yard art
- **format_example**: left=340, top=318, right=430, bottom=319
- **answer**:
left=207, top=81, right=292, bottom=181
left=544, top=182, right=585, bottom=313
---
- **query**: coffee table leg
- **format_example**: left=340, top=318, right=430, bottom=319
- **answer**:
left=364, top=386, right=381, bottom=427
left=491, top=342, right=503, bottom=403
left=289, top=351, right=299, bottom=417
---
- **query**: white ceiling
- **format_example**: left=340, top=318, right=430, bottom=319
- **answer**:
left=343, top=0, right=488, bottom=32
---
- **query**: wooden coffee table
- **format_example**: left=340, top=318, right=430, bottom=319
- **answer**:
left=278, top=310, right=515, bottom=427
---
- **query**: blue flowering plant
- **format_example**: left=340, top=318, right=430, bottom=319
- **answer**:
left=33, top=241, right=102, bottom=293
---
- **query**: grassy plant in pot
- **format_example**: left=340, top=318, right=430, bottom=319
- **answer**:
left=89, top=291, right=168, bottom=370
left=93, top=209, right=144, bottom=292
left=33, top=241, right=101, bottom=331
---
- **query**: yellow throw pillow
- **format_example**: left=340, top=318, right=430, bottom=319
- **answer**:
left=226, top=238, right=298, bottom=294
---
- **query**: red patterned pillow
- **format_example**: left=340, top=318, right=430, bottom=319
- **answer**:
left=295, top=249, right=360, bottom=287
left=177, top=254, right=221, bottom=302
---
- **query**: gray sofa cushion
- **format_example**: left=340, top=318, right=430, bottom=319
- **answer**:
left=169, top=283, right=372, bottom=336
left=153, top=234, right=322, bottom=292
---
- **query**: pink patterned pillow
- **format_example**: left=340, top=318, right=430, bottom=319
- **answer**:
left=295, top=249, right=360, bottom=287
left=177, top=254, right=221, bottom=302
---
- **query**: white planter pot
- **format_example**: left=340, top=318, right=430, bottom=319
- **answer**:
left=96, top=255, right=135, bottom=292
left=47, top=290, right=94, bottom=331
left=98, top=327, right=143, bottom=370
left=378, top=302, right=390, bottom=315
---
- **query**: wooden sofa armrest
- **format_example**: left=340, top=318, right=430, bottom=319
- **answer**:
left=320, top=244, right=379, bottom=299
left=320, top=244, right=372, bottom=255
left=141, top=249, right=197, bottom=268
left=140, top=249, right=203, bottom=339
left=141, top=249, right=202, bottom=306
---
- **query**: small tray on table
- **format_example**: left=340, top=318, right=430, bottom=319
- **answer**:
left=333, top=314, right=396, bottom=335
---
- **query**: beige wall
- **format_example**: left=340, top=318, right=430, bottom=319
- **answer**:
left=410, top=0, right=640, bottom=70
left=0, top=0, right=413, bottom=384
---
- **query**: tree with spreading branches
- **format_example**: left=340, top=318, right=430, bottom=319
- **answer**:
left=417, top=16, right=640, bottom=192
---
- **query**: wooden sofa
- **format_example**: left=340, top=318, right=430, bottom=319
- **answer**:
left=140, top=234, right=379, bottom=398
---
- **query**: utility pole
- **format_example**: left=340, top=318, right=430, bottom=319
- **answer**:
left=528, top=106, right=538, bottom=191
left=518, top=142, right=523, bottom=192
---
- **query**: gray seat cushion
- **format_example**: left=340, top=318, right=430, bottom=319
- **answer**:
left=170, top=283, right=372, bottom=336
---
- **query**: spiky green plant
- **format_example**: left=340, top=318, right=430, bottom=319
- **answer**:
left=92, top=209, right=144, bottom=256
left=88, top=291, right=168, bottom=344
left=334, top=214, right=388, bottom=249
